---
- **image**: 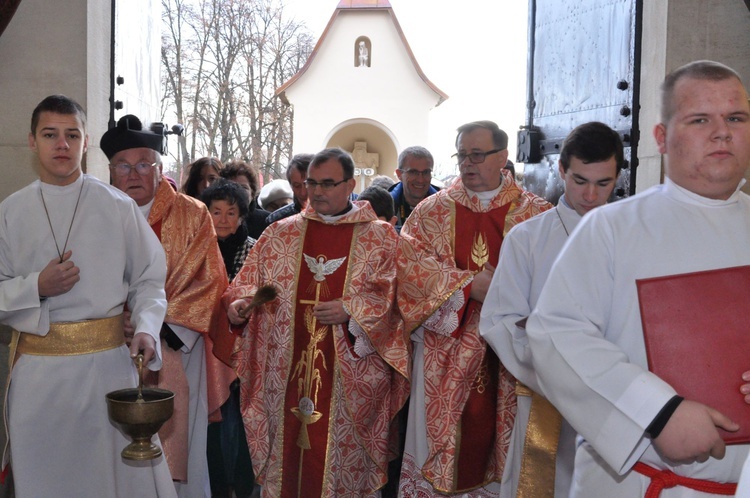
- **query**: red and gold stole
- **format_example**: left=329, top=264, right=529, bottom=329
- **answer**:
left=452, top=200, right=510, bottom=490
left=280, top=219, right=355, bottom=498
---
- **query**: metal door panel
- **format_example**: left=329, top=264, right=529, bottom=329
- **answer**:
left=520, top=0, right=640, bottom=203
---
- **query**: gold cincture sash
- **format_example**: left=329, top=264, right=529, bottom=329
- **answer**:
left=516, top=382, right=562, bottom=498
left=16, top=314, right=125, bottom=356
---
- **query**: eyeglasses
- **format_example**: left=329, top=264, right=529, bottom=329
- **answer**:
left=452, top=149, right=503, bottom=165
left=402, top=169, right=432, bottom=178
left=111, top=162, right=157, bottom=177
left=304, top=179, right=350, bottom=191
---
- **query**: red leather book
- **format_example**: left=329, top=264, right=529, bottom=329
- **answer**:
left=637, top=265, right=750, bottom=444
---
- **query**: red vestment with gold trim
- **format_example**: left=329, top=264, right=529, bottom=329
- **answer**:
left=398, top=172, right=551, bottom=494
left=225, top=202, right=410, bottom=497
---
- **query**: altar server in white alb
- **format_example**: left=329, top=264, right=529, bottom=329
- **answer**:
left=524, top=60, right=750, bottom=497
left=0, top=95, right=175, bottom=496
left=480, top=121, right=623, bottom=498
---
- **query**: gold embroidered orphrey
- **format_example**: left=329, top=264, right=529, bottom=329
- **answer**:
left=293, top=253, right=347, bottom=496
left=470, top=231, right=489, bottom=269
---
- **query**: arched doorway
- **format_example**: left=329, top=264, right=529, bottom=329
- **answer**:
left=324, top=119, right=399, bottom=192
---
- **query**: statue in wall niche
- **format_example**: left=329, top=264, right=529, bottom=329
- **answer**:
left=351, top=142, right=379, bottom=173
left=358, top=41, right=369, bottom=67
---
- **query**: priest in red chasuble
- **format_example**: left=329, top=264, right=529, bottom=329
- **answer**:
left=397, top=121, right=552, bottom=496
left=225, top=148, right=410, bottom=497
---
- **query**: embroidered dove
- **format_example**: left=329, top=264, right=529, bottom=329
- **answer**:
left=303, top=254, right=347, bottom=282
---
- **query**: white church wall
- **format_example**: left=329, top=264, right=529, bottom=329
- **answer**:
left=286, top=9, right=440, bottom=163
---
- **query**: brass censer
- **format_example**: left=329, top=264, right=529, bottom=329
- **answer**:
left=106, top=354, right=174, bottom=460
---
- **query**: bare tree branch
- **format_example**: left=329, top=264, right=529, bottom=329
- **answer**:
left=161, top=0, right=312, bottom=181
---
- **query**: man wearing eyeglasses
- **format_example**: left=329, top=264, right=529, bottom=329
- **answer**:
left=102, top=114, right=233, bottom=498
left=397, top=120, right=551, bottom=495
left=226, top=147, right=409, bottom=497
left=265, top=153, right=314, bottom=225
left=389, top=146, right=440, bottom=233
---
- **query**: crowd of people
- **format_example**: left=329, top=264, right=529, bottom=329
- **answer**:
left=1, top=59, right=750, bottom=498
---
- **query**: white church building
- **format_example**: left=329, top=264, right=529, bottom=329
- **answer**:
left=275, top=0, right=447, bottom=191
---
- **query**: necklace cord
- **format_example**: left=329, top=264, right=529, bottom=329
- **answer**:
left=555, top=207, right=570, bottom=237
left=40, top=178, right=85, bottom=263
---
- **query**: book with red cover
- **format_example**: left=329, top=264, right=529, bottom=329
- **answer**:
left=637, top=265, right=750, bottom=444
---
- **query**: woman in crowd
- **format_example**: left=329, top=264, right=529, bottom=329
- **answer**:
left=221, top=160, right=270, bottom=239
left=201, top=179, right=257, bottom=497
left=183, top=156, right=223, bottom=198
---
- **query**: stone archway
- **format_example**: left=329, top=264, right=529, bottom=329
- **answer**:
left=324, top=119, right=399, bottom=192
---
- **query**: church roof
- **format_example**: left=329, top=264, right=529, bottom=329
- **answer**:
left=335, top=0, right=393, bottom=7
left=275, top=1, right=448, bottom=105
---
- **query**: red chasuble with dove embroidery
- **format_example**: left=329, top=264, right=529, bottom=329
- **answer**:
left=225, top=203, right=410, bottom=497
left=280, top=220, right=353, bottom=497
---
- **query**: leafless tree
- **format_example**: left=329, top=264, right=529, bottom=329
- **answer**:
left=161, top=0, right=313, bottom=182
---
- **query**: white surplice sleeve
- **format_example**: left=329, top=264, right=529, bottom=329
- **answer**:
left=0, top=272, right=49, bottom=333
left=525, top=209, right=675, bottom=474
left=480, top=225, right=539, bottom=391
left=0, top=200, right=49, bottom=333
